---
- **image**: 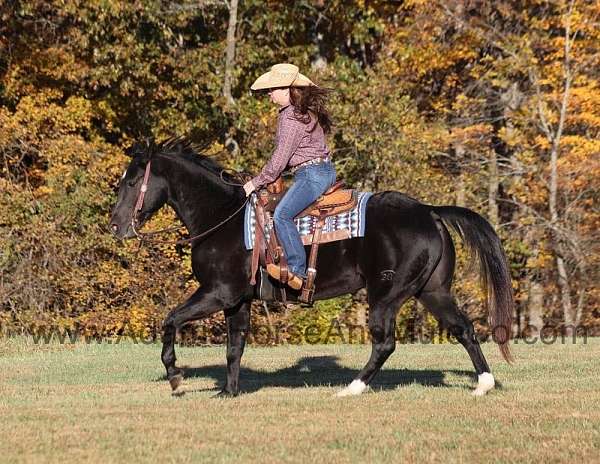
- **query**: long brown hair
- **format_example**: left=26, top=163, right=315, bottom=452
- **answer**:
left=289, top=86, right=332, bottom=134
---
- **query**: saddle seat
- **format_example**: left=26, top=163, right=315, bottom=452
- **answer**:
left=261, top=179, right=357, bottom=218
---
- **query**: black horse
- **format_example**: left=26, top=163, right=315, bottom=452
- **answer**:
left=109, top=138, right=514, bottom=397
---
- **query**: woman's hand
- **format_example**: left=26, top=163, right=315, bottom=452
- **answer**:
left=243, top=181, right=256, bottom=197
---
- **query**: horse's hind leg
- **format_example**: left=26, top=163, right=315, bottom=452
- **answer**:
left=216, top=301, right=251, bottom=397
left=418, top=288, right=495, bottom=396
left=337, top=283, right=411, bottom=397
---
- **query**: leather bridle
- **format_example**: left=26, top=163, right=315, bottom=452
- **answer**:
left=129, top=160, right=250, bottom=246
left=130, top=160, right=154, bottom=236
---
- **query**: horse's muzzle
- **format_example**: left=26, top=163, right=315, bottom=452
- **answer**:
left=109, top=221, right=136, bottom=240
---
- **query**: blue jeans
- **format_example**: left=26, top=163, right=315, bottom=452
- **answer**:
left=273, top=161, right=336, bottom=279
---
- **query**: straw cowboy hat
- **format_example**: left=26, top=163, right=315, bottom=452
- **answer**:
left=250, top=63, right=315, bottom=91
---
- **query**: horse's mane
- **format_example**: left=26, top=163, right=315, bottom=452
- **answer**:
left=135, top=136, right=236, bottom=182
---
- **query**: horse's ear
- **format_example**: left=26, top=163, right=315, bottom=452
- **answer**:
left=124, top=140, right=152, bottom=161
left=124, top=144, right=137, bottom=158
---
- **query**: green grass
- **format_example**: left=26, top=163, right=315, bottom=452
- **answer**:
left=0, top=336, right=599, bottom=463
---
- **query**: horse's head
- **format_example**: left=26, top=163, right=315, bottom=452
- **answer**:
left=109, top=140, right=169, bottom=239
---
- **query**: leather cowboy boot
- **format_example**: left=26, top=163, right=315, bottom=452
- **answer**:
left=266, top=263, right=304, bottom=290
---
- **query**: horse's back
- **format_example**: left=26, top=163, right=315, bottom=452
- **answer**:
left=363, top=191, right=441, bottom=238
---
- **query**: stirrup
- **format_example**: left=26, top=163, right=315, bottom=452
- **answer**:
left=266, top=264, right=304, bottom=290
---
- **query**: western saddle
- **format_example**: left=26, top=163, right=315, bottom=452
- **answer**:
left=251, top=177, right=357, bottom=304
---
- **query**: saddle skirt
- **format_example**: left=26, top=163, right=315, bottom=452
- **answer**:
left=244, top=190, right=373, bottom=250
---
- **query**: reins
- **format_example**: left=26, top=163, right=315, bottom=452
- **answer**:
left=130, top=160, right=251, bottom=246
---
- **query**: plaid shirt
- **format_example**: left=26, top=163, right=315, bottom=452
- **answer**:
left=251, top=105, right=330, bottom=188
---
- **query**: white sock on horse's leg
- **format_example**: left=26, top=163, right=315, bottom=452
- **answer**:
left=472, top=372, right=495, bottom=396
left=336, top=379, right=367, bottom=397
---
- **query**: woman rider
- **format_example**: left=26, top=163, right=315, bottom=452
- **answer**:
left=243, top=63, right=336, bottom=290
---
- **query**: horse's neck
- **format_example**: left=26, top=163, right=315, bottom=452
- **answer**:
left=165, top=158, right=242, bottom=236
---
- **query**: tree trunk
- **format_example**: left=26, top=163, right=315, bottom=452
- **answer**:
left=456, top=175, right=466, bottom=207
left=544, top=1, right=575, bottom=335
left=488, top=148, right=499, bottom=227
left=311, top=4, right=327, bottom=72
left=523, top=226, right=545, bottom=338
left=527, top=279, right=544, bottom=337
left=223, top=0, right=238, bottom=108
left=556, top=253, right=575, bottom=335
left=223, top=0, right=239, bottom=155
left=502, top=81, right=526, bottom=338
left=455, top=142, right=466, bottom=207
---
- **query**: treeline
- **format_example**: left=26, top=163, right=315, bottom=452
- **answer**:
left=1, top=0, right=598, bottom=341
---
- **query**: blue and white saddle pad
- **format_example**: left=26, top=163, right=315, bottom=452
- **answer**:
left=244, top=191, right=373, bottom=250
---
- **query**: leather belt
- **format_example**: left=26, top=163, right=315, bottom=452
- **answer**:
left=290, top=157, right=330, bottom=174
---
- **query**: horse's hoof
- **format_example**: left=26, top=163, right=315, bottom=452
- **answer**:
left=169, top=373, right=184, bottom=396
left=171, top=387, right=186, bottom=397
left=336, top=379, right=367, bottom=397
left=213, top=389, right=238, bottom=399
left=472, top=372, right=495, bottom=396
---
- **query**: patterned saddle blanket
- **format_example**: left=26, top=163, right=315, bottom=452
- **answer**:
left=244, top=191, right=373, bottom=250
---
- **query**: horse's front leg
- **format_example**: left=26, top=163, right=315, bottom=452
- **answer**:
left=161, top=287, right=222, bottom=395
left=216, top=301, right=251, bottom=397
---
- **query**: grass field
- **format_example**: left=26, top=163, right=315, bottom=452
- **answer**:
left=0, top=336, right=599, bottom=463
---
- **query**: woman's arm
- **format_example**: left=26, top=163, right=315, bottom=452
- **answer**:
left=250, top=114, right=305, bottom=189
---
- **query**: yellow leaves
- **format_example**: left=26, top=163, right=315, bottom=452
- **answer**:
left=127, top=303, right=153, bottom=339
left=2, top=91, right=94, bottom=148
left=570, top=112, right=600, bottom=129
left=497, top=126, right=522, bottom=148
left=37, top=47, right=90, bottom=84
left=567, top=83, right=600, bottom=130
left=45, top=136, right=90, bottom=165
left=62, top=97, right=94, bottom=132
left=526, top=251, right=553, bottom=270
left=533, top=135, right=552, bottom=151
left=203, top=141, right=226, bottom=157
left=33, top=185, right=54, bottom=199
left=553, top=138, right=600, bottom=194
left=560, top=136, right=600, bottom=159
left=94, top=100, right=118, bottom=132
left=451, top=124, right=493, bottom=152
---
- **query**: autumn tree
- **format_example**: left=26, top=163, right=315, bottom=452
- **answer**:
left=1, top=0, right=597, bottom=339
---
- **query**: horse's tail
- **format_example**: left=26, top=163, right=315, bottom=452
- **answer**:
left=432, top=206, right=514, bottom=363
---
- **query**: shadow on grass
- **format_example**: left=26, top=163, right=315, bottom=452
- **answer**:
left=156, top=355, right=486, bottom=394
